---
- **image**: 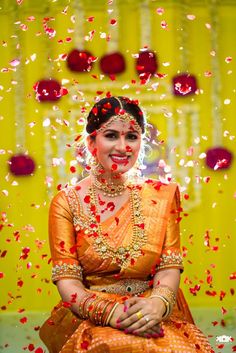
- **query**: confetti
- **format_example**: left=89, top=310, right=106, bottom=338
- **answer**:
left=187, top=14, right=196, bottom=20
left=161, top=20, right=168, bottom=29
left=175, top=82, right=192, bottom=95
left=225, top=56, right=232, bottom=63
left=156, top=8, right=164, bottom=15
left=10, top=59, right=20, bottom=67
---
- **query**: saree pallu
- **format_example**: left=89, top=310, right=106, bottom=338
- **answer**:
left=40, top=181, right=214, bottom=353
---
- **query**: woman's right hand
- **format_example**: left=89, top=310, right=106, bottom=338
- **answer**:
left=109, top=304, right=164, bottom=338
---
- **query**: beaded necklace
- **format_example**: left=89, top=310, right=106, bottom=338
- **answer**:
left=88, top=184, right=147, bottom=269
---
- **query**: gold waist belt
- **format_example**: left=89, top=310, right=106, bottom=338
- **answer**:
left=89, top=279, right=150, bottom=296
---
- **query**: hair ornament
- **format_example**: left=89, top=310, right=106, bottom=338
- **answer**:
left=95, top=113, right=142, bottom=134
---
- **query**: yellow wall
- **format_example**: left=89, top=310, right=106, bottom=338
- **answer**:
left=0, top=0, right=235, bottom=313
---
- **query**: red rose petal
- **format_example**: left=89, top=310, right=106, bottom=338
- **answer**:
left=84, top=195, right=91, bottom=204
left=1, top=250, right=7, bottom=258
left=17, top=280, right=24, bottom=287
left=60, top=87, right=68, bottom=96
left=229, top=272, right=236, bottom=280
left=28, top=343, right=35, bottom=351
left=87, top=16, right=95, bottom=22
left=70, top=166, right=76, bottom=173
left=206, top=275, right=213, bottom=284
left=20, top=316, right=28, bottom=324
left=212, top=321, right=218, bottom=326
left=219, top=291, right=226, bottom=301
left=35, top=348, right=44, bottom=353
left=205, top=290, right=217, bottom=296
left=107, top=202, right=115, bottom=212
left=81, top=340, right=89, bottom=350
left=221, top=306, right=227, bottom=315
left=110, top=18, right=117, bottom=26
left=217, top=344, right=225, bottom=349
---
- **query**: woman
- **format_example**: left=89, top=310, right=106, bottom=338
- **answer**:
left=40, top=96, right=214, bottom=352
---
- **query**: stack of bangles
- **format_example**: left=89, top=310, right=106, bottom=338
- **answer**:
left=150, top=285, right=176, bottom=320
left=78, top=293, right=119, bottom=326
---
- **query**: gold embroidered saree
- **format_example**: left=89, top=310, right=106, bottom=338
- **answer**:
left=40, top=181, right=213, bottom=353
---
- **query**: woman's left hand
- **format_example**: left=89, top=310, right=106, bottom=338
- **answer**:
left=116, top=296, right=166, bottom=336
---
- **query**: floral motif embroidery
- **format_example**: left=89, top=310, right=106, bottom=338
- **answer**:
left=156, top=250, right=183, bottom=271
left=52, top=263, right=83, bottom=282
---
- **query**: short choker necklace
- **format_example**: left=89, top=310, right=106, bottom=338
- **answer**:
left=93, top=176, right=127, bottom=197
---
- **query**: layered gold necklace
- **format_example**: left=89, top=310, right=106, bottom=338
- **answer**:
left=88, top=183, right=147, bottom=269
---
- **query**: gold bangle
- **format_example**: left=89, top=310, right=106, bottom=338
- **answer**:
left=106, top=302, right=119, bottom=326
left=150, top=295, right=171, bottom=320
left=100, top=301, right=111, bottom=326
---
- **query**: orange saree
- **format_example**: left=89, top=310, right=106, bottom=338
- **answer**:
left=40, top=181, right=214, bottom=353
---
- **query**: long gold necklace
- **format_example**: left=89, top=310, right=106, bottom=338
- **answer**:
left=88, top=184, right=147, bottom=269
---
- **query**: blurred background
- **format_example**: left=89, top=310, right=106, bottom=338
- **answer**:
left=0, top=0, right=235, bottom=352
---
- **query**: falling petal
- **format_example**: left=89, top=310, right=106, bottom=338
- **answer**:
left=187, top=14, right=196, bottom=20
left=10, top=59, right=20, bottom=67
left=156, top=8, right=164, bottom=15
left=225, top=56, right=232, bottom=63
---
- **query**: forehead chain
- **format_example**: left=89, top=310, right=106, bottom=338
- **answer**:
left=96, top=113, right=142, bottom=134
left=114, top=96, right=123, bottom=109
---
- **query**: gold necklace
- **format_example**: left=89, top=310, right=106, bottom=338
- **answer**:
left=93, top=177, right=127, bottom=197
left=88, top=184, right=147, bottom=269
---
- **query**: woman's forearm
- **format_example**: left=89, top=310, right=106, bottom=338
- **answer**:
left=153, top=268, right=180, bottom=294
left=56, top=279, right=88, bottom=315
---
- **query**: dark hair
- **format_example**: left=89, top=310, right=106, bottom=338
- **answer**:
left=86, top=96, right=145, bottom=134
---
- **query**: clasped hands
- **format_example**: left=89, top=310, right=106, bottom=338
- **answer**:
left=109, top=296, right=166, bottom=338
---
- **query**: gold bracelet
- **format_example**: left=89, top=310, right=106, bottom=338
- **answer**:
left=151, top=285, right=176, bottom=307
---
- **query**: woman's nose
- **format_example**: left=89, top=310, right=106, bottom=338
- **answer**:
left=115, top=136, right=127, bottom=152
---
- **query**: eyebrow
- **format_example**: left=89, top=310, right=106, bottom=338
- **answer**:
left=103, top=129, right=139, bottom=134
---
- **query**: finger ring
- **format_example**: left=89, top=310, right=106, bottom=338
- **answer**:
left=136, top=311, right=143, bottom=320
left=144, top=316, right=149, bottom=322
